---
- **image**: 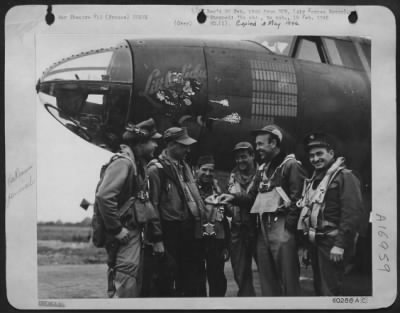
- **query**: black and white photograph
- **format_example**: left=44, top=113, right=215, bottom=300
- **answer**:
left=4, top=4, right=397, bottom=310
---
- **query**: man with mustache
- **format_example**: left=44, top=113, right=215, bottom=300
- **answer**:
left=297, top=133, right=362, bottom=296
left=219, top=125, right=306, bottom=296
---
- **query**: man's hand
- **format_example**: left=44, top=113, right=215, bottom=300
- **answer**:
left=115, top=227, right=130, bottom=244
left=330, top=246, right=344, bottom=262
left=222, top=248, right=230, bottom=262
left=153, top=241, right=165, bottom=256
left=218, top=193, right=235, bottom=204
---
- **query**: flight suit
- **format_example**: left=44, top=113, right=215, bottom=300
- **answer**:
left=233, top=152, right=306, bottom=296
left=228, top=169, right=257, bottom=297
left=198, top=180, right=229, bottom=297
left=300, top=162, right=363, bottom=296
left=96, top=145, right=143, bottom=298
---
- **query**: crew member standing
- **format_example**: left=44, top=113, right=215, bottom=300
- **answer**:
left=96, top=118, right=161, bottom=297
left=196, top=155, right=230, bottom=297
left=228, top=142, right=257, bottom=297
left=297, top=133, right=363, bottom=296
left=147, top=127, right=206, bottom=297
left=219, top=125, right=306, bottom=296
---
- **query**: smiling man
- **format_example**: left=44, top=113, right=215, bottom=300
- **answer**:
left=227, top=142, right=257, bottom=296
left=219, top=125, right=306, bottom=296
left=195, top=155, right=230, bottom=297
left=297, top=132, right=363, bottom=296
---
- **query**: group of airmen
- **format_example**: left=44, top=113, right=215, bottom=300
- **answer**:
left=95, top=118, right=363, bottom=298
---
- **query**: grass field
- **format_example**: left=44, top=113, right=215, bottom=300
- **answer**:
left=37, top=224, right=106, bottom=265
left=38, top=225, right=92, bottom=242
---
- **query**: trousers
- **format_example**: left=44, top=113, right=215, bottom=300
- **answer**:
left=140, top=245, right=161, bottom=297
left=106, top=228, right=142, bottom=298
left=230, top=222, right=256, bottom=296
left=311, top=235, right=348, bottom=296
left=146, top=219, right=204, bottom=297
left=203, top=238, right=227, bottom=297
left=256, top=215, right=300, bottom=296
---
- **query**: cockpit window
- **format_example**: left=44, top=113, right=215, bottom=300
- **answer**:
left=295, top=38, right=323, bottom=63
left=334, top=39, right=364, bottom=70
left=361, top=42, right=371, bottom=68
left=37, top=41, right=134, bottom=151
left=254, top=36, right=294, bottom=56
left=322, top=38, right=343, bottom=66
left=251, top=35, right=370, bottom=71
left=41, top=43, right=133, bottom=83
left=41, top=50, right=114, bottom=82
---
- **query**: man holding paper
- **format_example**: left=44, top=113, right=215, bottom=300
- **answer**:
left=219, top=125, right=306, bottom=296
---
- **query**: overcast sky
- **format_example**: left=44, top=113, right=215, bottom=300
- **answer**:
left=36, top=35, right=120, bottom=222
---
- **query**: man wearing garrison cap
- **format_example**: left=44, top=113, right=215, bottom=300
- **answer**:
left=219, top=125, right=306, bottom=296
left=146, top=127, right=206, bottom=297
left=95, top=118, right=161, bottom=297
left=297, top=132, right=363, bottom=296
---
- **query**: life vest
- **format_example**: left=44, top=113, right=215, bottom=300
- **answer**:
left=296, top=157, right=346, bottom=243
left=228, top=171, right=254, bottom=224
left=258, top=154, right=298, bottom=191
left=250, top=154, right=298, bottom=215
left=228, top=171, right=253, bottom=194
left=202, top=193, right=226, bottom=239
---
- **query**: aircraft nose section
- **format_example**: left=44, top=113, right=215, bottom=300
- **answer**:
left=36, top=41, right=134, bottom=152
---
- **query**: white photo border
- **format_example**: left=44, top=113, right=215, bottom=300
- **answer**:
left=4, top=4, right=397, bottom=309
